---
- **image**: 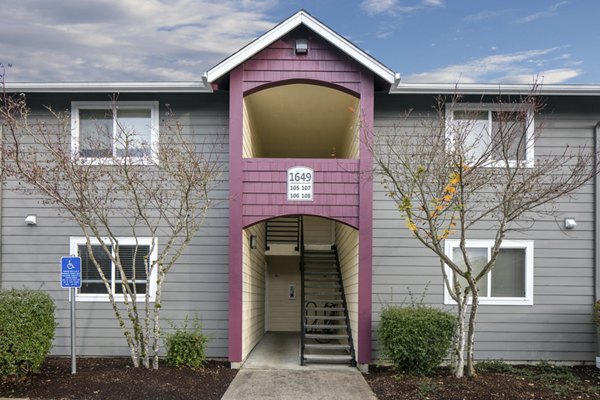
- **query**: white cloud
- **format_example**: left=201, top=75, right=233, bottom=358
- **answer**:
left=515, top=1, right=568, bottom=24
left=502, top=68, right=581, bottom=84
left=360, top=0, right=443, bottom=16
left=463, top=9, right=511, bottom=22
left=403, top=47, right=581, bottom=84
left=360, top=0, right=398, bottom=16
left=423, top=0, right=444, bottom=7
left=0, top=0, right=277, bottom=81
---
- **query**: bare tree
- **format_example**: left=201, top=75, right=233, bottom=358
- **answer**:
left=0, top=72, right=221, bottom=369
left=371, top=88, right=596, bottom=378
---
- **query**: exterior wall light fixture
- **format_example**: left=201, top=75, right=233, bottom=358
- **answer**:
left=564, top=218, right=577, bottom=229
left=250, top=234, right=257, bottom=249
left=295, top=38, right=309, bottom=54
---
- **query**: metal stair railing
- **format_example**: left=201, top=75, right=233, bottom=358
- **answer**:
left=298, top=216, right=306, bottom=365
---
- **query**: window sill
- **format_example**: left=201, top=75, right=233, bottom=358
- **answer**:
left=74, top=294, right=156, bottom=303
left=444, top=297, right=533, bottom=306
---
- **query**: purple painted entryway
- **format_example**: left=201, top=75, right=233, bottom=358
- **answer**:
left=227, top=27, right=375, bottom=365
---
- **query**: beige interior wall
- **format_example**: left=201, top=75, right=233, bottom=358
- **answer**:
left=335, top=222, right=359, bottom=359
left=338, top=99, right=360, bottom=159
left=242, top=223, right=266, bottom=359
left=266, top=255, right=301, bottom=331
left=303, top=216, right=334, bottom=245
left=242, top=99, right=262, bottom=158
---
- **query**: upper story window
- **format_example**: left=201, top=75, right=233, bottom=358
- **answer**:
left=444, top=239, right=534, bottom=306
left=446, top=103, right=534, bottom=168
left=71, top=101, right=159, bottom=163
left=71, top=237, right=158, bottom=302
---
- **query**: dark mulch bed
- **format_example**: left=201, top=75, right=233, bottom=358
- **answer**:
left=0, top=357, right=237, bottom=400
left=365, top=364, right=600, bottom=400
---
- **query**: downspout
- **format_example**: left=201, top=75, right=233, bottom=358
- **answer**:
left=595, top=121, right=600, bottom=369
left=0, top=125, right=3, bottom=288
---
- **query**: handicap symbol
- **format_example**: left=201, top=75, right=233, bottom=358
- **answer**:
left=67, top=260, right=75, bottom=270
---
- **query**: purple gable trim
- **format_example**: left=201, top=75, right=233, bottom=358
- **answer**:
left=228, top=66, right=244, bottom=363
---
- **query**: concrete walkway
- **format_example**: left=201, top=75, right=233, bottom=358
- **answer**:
left=221, top=369, right=377, bottom=400
left=221, top=333, right=377, bottom=400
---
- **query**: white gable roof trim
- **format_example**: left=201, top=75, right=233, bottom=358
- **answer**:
left=393, top=82, right=600, bottom=96
left=205, top=10, right=395, bottom=85
left=3, top=81, right=211, bottom=93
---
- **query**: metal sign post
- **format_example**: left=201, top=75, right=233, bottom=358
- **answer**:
left=61, top=256, right=81, bottom=375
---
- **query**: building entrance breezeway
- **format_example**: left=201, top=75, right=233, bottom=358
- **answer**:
left=240, top=216, right=359, bottom=367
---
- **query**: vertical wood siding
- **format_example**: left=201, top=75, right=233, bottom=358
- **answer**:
left=0, top=93, right=231, bottom=358
left=242, top=99, right=262, bottom=158
left=335, top=222, right=359, bottom=360
left=371, top=94, right=599, bottom=361
left=242, top=223, right=266, bottom=359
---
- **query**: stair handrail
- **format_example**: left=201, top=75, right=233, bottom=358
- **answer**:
left=299, top=216, right=306, bottom=365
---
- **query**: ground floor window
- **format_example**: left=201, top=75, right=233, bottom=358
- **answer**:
left=70, top=237, right=157, bottom=302
left=444, top=239, right=534, bottom=305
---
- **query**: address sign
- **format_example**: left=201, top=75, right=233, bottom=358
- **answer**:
left=287, top=167, right=314, bottom=201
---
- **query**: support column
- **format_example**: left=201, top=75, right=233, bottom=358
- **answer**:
left=358, top=72, right=374, bottom=365
left=228, top=66, right=244, bottom=364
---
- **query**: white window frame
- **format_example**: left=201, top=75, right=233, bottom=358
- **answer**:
left=71, top=101, right=159, bottom=164
left=443, top=239, right=534, bottom=306
left=445, top=103, right=535, bottom=168
left=70, top=237, right=158, bottom=302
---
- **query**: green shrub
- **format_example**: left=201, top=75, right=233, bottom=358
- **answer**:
left=165, top=315, right=209, bottom=369
left=378, top=305, right=455, bottom=375
left=0, top=289, right=56, bottom=377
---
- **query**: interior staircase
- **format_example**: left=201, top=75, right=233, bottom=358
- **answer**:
left=300, top=246, right=356, bottom=366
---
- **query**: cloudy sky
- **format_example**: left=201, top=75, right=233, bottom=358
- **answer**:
left=1, top=0, right=598, bottom=84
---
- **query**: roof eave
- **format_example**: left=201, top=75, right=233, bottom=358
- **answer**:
left=392, top=82, right=600, bottom=96
left=3, top=81, right=212, bottom=93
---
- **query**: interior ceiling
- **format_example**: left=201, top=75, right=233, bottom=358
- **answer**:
left=244, top=83, right=359, bottom=158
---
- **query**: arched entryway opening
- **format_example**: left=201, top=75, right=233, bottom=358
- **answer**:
left=240, top=215, right=359, bottom=368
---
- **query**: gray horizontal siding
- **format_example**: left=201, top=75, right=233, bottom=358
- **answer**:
left=1, top=92, right=231, bottom=358
left=371, top=94, right=599, bottom=363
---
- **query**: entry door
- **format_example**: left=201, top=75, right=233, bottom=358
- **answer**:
left=266, top=256, right=301, bottom=331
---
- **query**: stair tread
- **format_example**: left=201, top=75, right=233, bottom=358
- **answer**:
left=306, top=324, right=347, bottom=329
left=304, top=343, right=350, bottom=349
left=305, top=301, right=343, bottom=304
left=305, top=315, right=346, bottom=320
left=303, top=354, right=353, bottom=361
left=305, top=308, right=345, bottom=312
left=305, top=333, right=348, bottom=339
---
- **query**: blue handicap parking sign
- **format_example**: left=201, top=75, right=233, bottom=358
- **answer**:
left=61, top=257, right=82, bottom=288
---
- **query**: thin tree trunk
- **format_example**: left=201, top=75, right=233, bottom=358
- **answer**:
left=152, top=266, right=166, bottom=370
left=453, top=295, right=468, bottom=378
left=466, top=291, right=479, bottom=377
